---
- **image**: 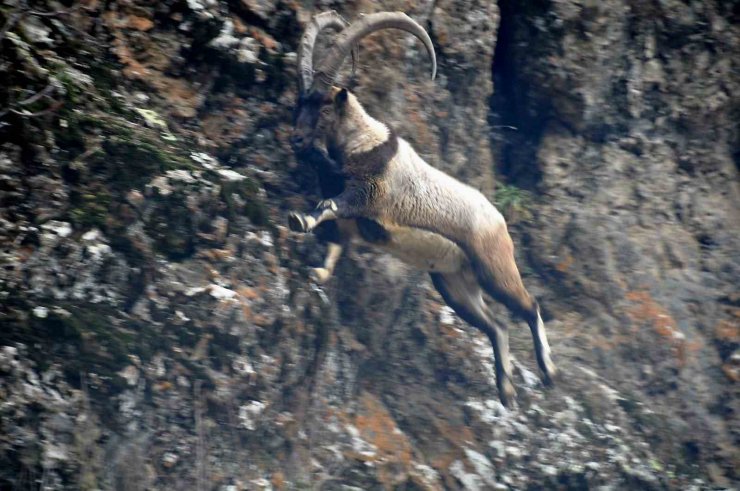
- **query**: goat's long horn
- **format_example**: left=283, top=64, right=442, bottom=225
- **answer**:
left=311, top=11, right=436, bottom=94
left=297, top=11, right=358, bottom=94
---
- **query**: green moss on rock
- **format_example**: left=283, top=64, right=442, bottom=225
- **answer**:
left=69, top=190, right=112, bottom=228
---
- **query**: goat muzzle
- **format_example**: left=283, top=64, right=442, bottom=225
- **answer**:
left=290, top=131, right=311, bottom=152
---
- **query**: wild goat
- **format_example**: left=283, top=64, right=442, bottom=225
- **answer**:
left=290, top=11, right=556, bottom=406
left=291, top=11, right=357, bottom=284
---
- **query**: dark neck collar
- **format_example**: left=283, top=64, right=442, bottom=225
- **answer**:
left=329, top=127, right=398, bottom=179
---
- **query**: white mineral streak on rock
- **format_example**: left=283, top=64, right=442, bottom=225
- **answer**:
left=464, top=398, right=508, bottom=425
left=148, top=175, right=172, bottom=196
left=346, top=424, right=377, bottom=459
left=217, top=169, right=246, bottom=182
left=239, top=401, right=265, bottom=430
left=32, top=306, right=49, bottom=318
left=413, top=463, right=441, bottom=485
left=118, top=365, right=139, bottom=387
left=209, top=20, right=238, bottom=49
left=232, top=355, right=256, bottom=376
left=165, top=169, right=196, bottom=183
left=190, top=152, right=218, bottom=169
left=208, top=284, right=237, bottom=300
left=439, top=305, right=456, bottom=325
left=449, top=459, right=484, bottom=491
left=463, top=448, right=497, bottom=487
left=184, top=286, right=207, bottom=296
left=41, top=220, right=72, bottom=238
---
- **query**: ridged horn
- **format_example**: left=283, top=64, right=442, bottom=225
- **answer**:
left=311, top=11, right=436, bottom=94
left=297, top=11, right=358, bottom=94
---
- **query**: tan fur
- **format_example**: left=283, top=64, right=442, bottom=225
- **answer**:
left=325, top=215, right=467, bottom=274
left=471, top=228, right=536, bottom=314
left=290, top=86, right=557, bottom=407
left=327, top=88, right=390, bottom=156
left=375, top=223, right=467, bottom=273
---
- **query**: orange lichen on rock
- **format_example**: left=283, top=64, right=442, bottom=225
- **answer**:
left=430, top=419, right=475, bottom=450
left=202, top=106, right=251, bottom=147
left=626, top=291, right=679, bottom=336
left=153, top=380, right=173, bottom=392
left=198, top=248, right=233, bottom=261
left=125, top=15, right=155, bottom=31
left=110, top=35, right=150, bottom=79
left=232, top=17, right=248, bottom=34
left=353, top=392, right=412, bottom=464
left=721, top=357, right=740, bottom=382
left=270, top=471, right=285, bottom=490
left=626, top=290, right=688, bottom=366
left=555, top=253, right=574, bottom=273
left=406, top=106, right=433, bottom=150
left=335, top=392, right=416, bottom=488
left=250, top=28, right=279, bottom=52
left=151, top=76, right=200, bottom=118
left=237, top=286, right=259, bottom=300
left=102, top=11, right=154, bottom=31
left=441, top=324, right=463, bottom=340
left=238, top=302, right=253, bottom=322
left=104, top=12, right=200, bottom=118
left=714, top=318, right=739, bottom=343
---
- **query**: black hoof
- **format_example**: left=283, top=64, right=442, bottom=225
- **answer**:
left=543, top=371, right=559, bottom=388
left=288, top=212, right=307, bottom=232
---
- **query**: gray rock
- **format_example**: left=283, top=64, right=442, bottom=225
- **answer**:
left=0, top=0, right=736, bottom=489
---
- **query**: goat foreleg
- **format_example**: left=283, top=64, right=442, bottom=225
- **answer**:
left=310, top=241, right=343, bottom=284
left=288, top=186, right=369, bottom=233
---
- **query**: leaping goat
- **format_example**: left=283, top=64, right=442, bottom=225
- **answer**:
left=291, top=11, right=356, bottom=284
left=289, top=11, right=556, bottom=407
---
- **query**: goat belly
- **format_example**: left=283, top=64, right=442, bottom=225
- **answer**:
left=356, top=217, right=391, bottom=244
left=373, top=223, right=467, bottom=273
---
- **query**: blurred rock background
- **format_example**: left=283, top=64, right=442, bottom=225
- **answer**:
left=0, top=0, right=737, bottom=489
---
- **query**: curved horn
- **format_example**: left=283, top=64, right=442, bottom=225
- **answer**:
left=297, top=11, right=358, bottom=94
left=311, top=11, right=436, bottom=94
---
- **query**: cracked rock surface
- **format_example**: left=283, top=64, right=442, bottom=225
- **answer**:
left=0, top=0, right=737, bottom=489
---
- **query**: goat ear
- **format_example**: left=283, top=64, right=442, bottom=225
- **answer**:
left=335, top=88, right=348, bottom=107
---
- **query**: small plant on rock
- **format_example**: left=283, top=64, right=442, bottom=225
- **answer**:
left=494, top=182, right=533, bottom=224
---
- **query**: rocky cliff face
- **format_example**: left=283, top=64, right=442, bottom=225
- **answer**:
left=0, top=0, right=737, bottom=489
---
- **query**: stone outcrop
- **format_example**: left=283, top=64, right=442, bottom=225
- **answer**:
left=0, top=0, right=737, bottom=489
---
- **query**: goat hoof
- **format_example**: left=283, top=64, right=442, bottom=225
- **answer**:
left=542, top=364, right=558, bottom=387
left=288, top=212, right=308, bottom=232
left=499, top=379, right=517, bottom=408
left=316, top=199, right=337, bottom=212
left=310, top=267, right=331, bottom=284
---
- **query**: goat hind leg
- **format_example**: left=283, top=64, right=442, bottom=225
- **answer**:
left=529, top=305, right=557, bottom=385
left=430, top=271, right=517, bottom=407
left=470, top=237, right=557, bottom=385
left=475, top=254, right=557, bottom=385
